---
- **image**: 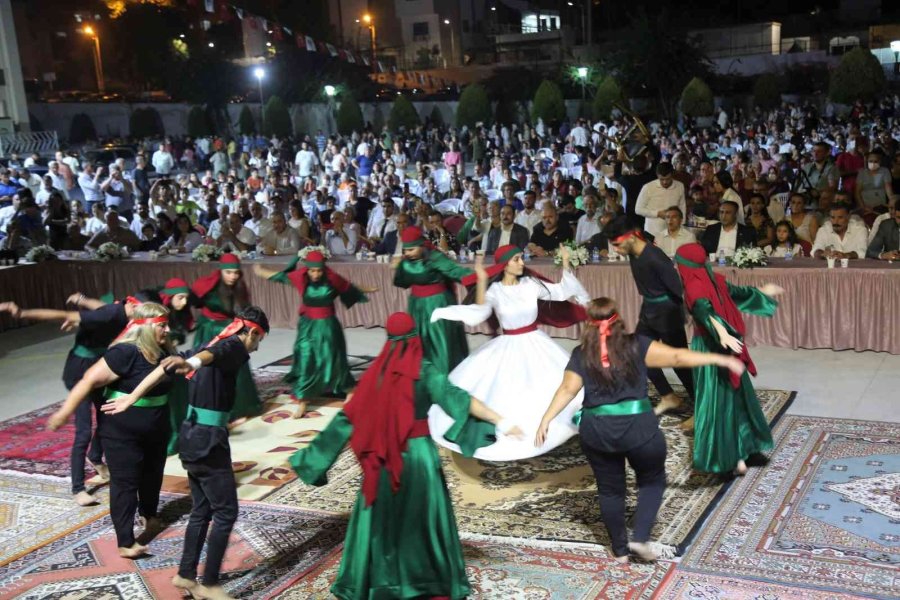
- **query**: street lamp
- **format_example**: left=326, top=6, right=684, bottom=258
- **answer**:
left=324, top=85, right=336, bottom=97
left=892, top=40, right=900, bottom=77
left=254, top=67, right=265, bottom=131
left=576, top=66, right=588, bottom=100
left=81, top=26, right=105, bottom=94
left=362, top=13, right=376, bottom=74
left=443, top=19, right=456, bottom=67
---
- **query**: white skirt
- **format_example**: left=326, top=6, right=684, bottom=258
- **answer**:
left=428, top=329, right=583, bottom=461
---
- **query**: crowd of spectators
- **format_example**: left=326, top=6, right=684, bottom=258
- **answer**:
left=1, top=94, right=898, bottom=263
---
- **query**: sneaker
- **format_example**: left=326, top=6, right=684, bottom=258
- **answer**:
left=73, top=491, right=98, bottom=506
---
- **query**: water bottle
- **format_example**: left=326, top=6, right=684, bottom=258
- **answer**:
left=361, top=247, right=369, bottom=261
left=458, top=247, right=467, bottom=263
left=591, top=248, right=600, bottom=264
left=523, top=248, right=531, bottom=262
left=717, top=249, right=726, bottom=266
left=784, top=243, right=793, bottom=261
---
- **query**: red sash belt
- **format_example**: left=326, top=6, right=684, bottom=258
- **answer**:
left=503, top=322, right=538, bottom=335
left=201, top=307, right=230, bottom=321
left=408, top=419, right=430, bottom=438
left=301, top=305, right=336, bottom=319
left=411, top=283, right=448, bottom=298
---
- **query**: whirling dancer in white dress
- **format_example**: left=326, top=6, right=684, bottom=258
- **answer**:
left=428, top=244, right=591, bottom=460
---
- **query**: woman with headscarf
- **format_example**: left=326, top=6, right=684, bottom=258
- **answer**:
left=47, top=303, right=175, bottom=558
left=536, top=297, right=745, bottom=562
left=253, top=251, right=377, bottom=418
left=674, top=243, right=783, bottom=475
left=191, top=253, right=260, bottom=421
left=427, top=244, right=590, bottom=460
left=290, top=312, right=523, bottom=600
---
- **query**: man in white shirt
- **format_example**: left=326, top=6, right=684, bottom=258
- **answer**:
left=575, top=193, right=602, bottom=244
left=35, top=175, right=60, bottom=207
left=217, top=213, right=257, bottom=252
left=656, top=206, right=696, bottom=258
left=514, top=190, right=543, bottom=235
left=46, top=162, right=69, bottom=200
left=206, top=204, right=230, bottom=241
left=294, top=141, right=319, bottom=178
left=324, top=211, right=358, bottom=255
left=569, top=118, right=589, bottom=150
left=367, top=198, right=397, bottom=242
left=472, top=163, right=491, bottom=191
left=245, top=201, right=272, bottom=238
left=635, top=163, right=686, bottom=238
left=78, top=163, right=105, bottom=209
left=101, top=166, right=134, bottom=219
left=151, top=143, right=175, bottom=176
left=130, top=204, right=156, bottom=238
left=812, top=204, right=868, bottom=259
left=0, top=194, right=21, bottom=233
left=257, top=211, right=301, bottom=256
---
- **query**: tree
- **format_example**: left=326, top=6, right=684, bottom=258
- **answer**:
left=753, top=73, right=781, bottom=110
left=371, top=103, right=386, bottom=132
left=69, top=113, right=97, bottom=144
left=263, top=95, right=292, bottom=137
left=186, top=106, right=210, bottom=138
left=592, top=76, right=624, bottom=121
left=238, top=106, right=256, bottom=135
left=603, top=10, right=711, bottom=119
left=429, top=105, right=445, bottom=127
left=389, top=95, right=420, bottom=131
left=680, top=77, right=714, bottom=118
left=828, top=46, right=886, bottom=105
left=129, top=107, right=164, bottom=139
left=531, top=80, right=566, bottom=125
left=336, top=95, right=364, bottom=135
left=455, top=83, right=491, bottom=128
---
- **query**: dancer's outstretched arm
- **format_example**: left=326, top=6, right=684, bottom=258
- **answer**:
left=536, top=370, right=583, bottom=447
left=469, top=397, right=523, bottom=438
left=645, top=341, right=745, bottom=374
left=48, top=359, right=119, bottom=430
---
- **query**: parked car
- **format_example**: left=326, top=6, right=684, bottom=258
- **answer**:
left=83, top=145, right=138, bottom=171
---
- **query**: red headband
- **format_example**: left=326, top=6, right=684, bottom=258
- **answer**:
left=611, top=230, right=645, bottom=244
left=186, top=317, right=265, bottom=379
left=112, top=315, right=168, bottom=343
left=590, top=313, right=619, bottom=368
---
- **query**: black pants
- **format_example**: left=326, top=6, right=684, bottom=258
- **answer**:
left=178, top=460, right=238, bottom=585
left=635, top=305, right=695, bottom=399
left=101, top=408, right=169, bottom=548
left=70, top=389, right=105, bottom=494
left=581, top=428, right=667, bottom=557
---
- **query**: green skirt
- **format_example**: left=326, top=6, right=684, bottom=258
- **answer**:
left=166, top=377, right=189, bottom=455
left=691, top=335, right=774, bottom=473
left=286, top=315, right=354, bottom=400
left=407, top=292, right=468, bottom=375
left=332, top=437, right=471, bottom=600
left=193, top=315, right=261, bottom=420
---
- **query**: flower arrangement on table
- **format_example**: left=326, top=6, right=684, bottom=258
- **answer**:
left=24, top=245, right=57, bottom=263
left=94, top=242, right=127, bottom=262
left=553, top=241, right=590, bottom=267
left=297, top=245, right=331, bottom=260
left=191, top=244, right=224, bottom=262
left=730, top=246, right=767, bottom=269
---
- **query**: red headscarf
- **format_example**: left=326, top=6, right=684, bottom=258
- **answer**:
left=159, top=277, right=194, bottom=330
left=675, top=243, right=754, bottom=388
left=343, top=312, right=423, bottom=507
left=460, top=244, right=587, bottom=330
left=191, top=253, right=242, bottom=299
left=285, top=251, right=354, bottom=311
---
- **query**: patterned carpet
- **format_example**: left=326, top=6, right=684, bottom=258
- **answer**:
left=0, top=404, right=93, bottom=479
left=273, top=535, right=673, bottom=600
left=264, top=383, right=795, bottom=546
left=0, top=493, right=347, bottom=599
left=677, top=415, right=900, bottom=599
left=652, top=570, right=872, bottom=599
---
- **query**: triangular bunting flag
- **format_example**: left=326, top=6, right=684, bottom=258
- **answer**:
left=345, top=50, right=355, bottom=63
left=326, top=43, right=338, bottom=57
left=306, top=35, right=317, bottom=52
left=235, top=8, right=243, bottom=19
left=361, top=55, right=370, bottom=66
left=204, top=0, right=214, bottom=13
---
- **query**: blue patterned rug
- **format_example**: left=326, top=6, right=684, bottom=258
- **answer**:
left=679, top=415, right=900, bottom=599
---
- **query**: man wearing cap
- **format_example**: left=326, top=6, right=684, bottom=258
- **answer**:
left=605, top=216, right=694, bottom=419
left=392, top=226, right=474, bottom=374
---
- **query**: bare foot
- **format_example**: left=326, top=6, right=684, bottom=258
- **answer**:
left=614, top=555, right=629, bottom=564
left=734, top=459, right=748, bottom=476
left=172, top=574, right=198, bottom=596
left=73, top=491, right=98, bottom=506
left=87, top=459, right=110, bottom=483
left=118, top=543, right=148, bottom=559
left=293, top=400, right=308, bottom=419
left=191, top=584, right=235, bottom=600
left=227, top=417, right=248, bottom=431
left=628, top=541, right=676, bottom=562
left=679, top=416, right=694, bottom=432
left=654, top=394, right=683, bottom=415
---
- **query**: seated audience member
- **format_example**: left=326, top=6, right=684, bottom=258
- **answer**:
left=85, top=209, right=140, bottom=251
left=324, top=210, right=357, bottom=255
left=656, top=205, right=695, bottom=258
left=745, top=193, right=775, bottom=249
left=485, top=204, right=529, bottom=254
left=0, top=219, right=32, bottom=257
left=866, top=204, right=900, bottom=260
left=256, top=211, right=301, bottom=256
left=574, top=193, right=603, bottom=244
left=557, top=195, right=584, bottom=232
left=138, top=222, right=163, bottom=252
left=855, top=153, right=895, bottom=214
left=514, top=190, right=542, bottom=235
left=527, top=203, right=574, bottom=257
left=812, top=203, right=867, bottom=259
left=374, top=211, right=410, bottom=256
left=699, top=200, right=756, bottom=257
left=765, top=220, right=803, bottom=257
left=217, top=212, right=257, bottom=252
left=162, top=214, right=203, bottom=253
left=787, top=192, right=818, bottom=244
